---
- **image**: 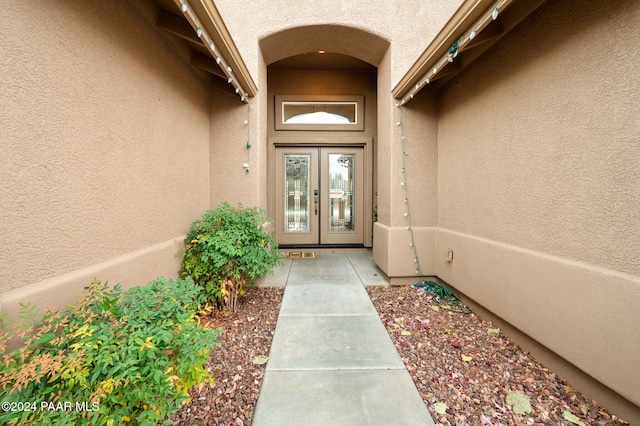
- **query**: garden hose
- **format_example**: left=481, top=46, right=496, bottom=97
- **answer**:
left=411, top=280, right=472, bottom=314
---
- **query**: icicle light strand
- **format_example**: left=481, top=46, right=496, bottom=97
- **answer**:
left=398, top=105, right=424, bottom=278
left=398, top=0, right=513, bottom=105
left=246, top=102, right=252, bottom=167
left=178, top=0, right=249, bottom=103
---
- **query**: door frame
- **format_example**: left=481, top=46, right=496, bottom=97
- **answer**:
left=268, top=136, right=373, bottom=247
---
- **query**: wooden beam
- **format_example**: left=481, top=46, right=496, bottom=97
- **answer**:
left=393, top=0, right=550, bottom=101
left=156, top=9, right=201, bottom=46
left=464, top=23, right=503, bottom=50
left=392, top=0, right=498, bottom=100
left=182, top=0, right=258, bottom=97
left=190, top=52, right=225, bottom=79
left=128, top=0, right=212, bottom=83
left=430, top=61, right=463, bottom=82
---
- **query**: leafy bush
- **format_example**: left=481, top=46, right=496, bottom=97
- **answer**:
left=180, top=202, right=282, bottom=312
left=0, top=277, right=221, bottom=426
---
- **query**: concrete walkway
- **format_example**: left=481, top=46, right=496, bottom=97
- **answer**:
left=254, top=251, right=435, bottom=426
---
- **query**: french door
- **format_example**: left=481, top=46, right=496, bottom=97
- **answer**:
left=275, top=147, right=364, bottom=245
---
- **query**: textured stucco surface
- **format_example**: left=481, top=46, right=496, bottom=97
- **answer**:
left=3, top=0, right=638, bottom=416
left=214, top=0, right=463, bottom=86
left=375, top=0, right=640, bottom=414
left=0, top=237, right=185, bottom=319
left=265, top=68, right=378, bottom=243
left=209, top=79, right=263, bottom=208
left=267, top=69, right=378, bottom=140
left=431, top=0, right=640, bottom=410
left=392, top=94, right=438, bottom=228
left=435, top=229, right=640, bottom=407
left=437, top=0, right=640, bottom=275
left=0, top=0, right=210, bottom=294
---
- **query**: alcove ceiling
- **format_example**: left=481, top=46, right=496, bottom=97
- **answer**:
left=269, top=52, right=376, bottom=72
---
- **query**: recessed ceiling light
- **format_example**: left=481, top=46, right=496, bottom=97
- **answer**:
left=318, top=50, right=326, bottom=54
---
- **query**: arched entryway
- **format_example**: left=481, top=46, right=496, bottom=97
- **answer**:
left=260, top=25, right=389, bottom=248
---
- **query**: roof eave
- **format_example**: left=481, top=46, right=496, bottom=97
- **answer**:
left=392, top=0, right=549, bottom=103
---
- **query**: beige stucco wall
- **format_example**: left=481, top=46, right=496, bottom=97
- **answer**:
left=373, top=87, right=439, bottom=276
left=435, top=0, right=640, bottom=409
left=267, top=69, right=377, bottom=139
left=214, top=0, right=463, bottom=89
left=0, top=1, right=210, bottom=308
left=209, top=79, right=265, bottom=208
left=3, top=0, right=637, bottom=416
left=210, top=0, right=464, bottom=217
left=265, top=68, right=378, bottom=244
left=438, top=0, right=640, bottom=276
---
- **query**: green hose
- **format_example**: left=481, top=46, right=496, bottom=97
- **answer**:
left=411, top=280, right=472, bottom=314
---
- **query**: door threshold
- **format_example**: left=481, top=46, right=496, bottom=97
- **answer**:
left=279, top=244, right=366, bottom=250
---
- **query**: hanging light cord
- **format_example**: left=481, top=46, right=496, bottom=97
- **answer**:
left=246, top=102, right=252, bottom=165
left=397, top=105, right=423, bottom=279
left=398, top=104, right=472, bottom=314
left=178, top=0, right=249, bottom=103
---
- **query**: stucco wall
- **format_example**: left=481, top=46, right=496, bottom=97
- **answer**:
left=436, top=0, right=640, bottom=408
left=209, top=79, right=263, bottom=208
left=438, top=0, right=640, bottom=275
left=213, top=0, right=463, bottom=88
left=206, top=0, right=461, bottom=225
left=392, top=94, right=438, bottom=228
left=373, top=89, right=439, bottom=277
left=0, top=1, right=210, bottom=300
left=267, top=69, right=377, bottom=139
left=265, top=68, right=378, bottom=243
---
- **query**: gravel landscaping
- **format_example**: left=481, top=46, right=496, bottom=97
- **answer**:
left=169, top=287, right=283, bottom=426
left=168, top=285, right=629, bottom=426
left=367, top=285, right=630, bottom=426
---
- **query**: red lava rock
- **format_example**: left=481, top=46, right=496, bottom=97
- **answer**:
left=166, top=286, right=283, bottom=426
left=366, top=286, right=630, bottom=426
left=165, top=285, right=630, bottom=426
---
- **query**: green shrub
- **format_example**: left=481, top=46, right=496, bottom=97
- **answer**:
left=0, top=277, right=221, bottom=426
left=180, top=202, right=282, bottom=312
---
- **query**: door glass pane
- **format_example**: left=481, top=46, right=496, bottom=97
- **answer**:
left=284, top=154, right=310, bottom=233
left=328, top=153, right=355, bottom=233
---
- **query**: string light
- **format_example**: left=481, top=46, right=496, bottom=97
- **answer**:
left=399, top=0, right=512, bottom=104
left=245, top=102, right=252, bottom=171
left=177, top=0, right=249, bottom=103
left=397, top=104, right=425, bottom=280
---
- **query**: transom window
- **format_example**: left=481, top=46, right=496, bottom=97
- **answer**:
left=275, top=95, right=364, bottom=131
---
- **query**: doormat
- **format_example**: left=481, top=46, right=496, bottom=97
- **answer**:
left=284, top=252, right=316, bottom=259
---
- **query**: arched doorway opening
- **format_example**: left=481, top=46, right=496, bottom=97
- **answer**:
left=260, top=26, right=388, bottom=247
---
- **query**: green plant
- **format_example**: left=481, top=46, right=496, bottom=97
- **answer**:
left=0, top=277, right=221, bottom=426
left=180, top=202, right=282, bottom=312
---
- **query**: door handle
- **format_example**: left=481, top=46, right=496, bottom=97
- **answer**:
left=314, top=189, right=318, bottom=215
